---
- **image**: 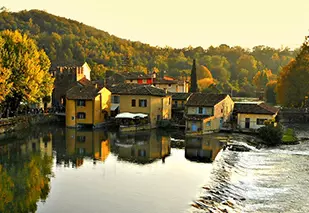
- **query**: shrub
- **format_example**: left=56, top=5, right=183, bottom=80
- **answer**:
left=258, top=121, right=283, bottom=146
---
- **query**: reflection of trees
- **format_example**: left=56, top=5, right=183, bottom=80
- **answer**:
left=0, top=152, right=52, bottom=213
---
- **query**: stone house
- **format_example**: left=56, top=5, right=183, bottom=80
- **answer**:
left=185, top=93, right=234, bottom=134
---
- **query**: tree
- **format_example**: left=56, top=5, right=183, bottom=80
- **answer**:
left=265, top=80, right=277, bottom=104
left=0, top=65, right=12, bottom=103
left=0, top=30, right=54, bottom=115
left=196, top=65, right=212, bottom=80
left=277, top=40, right=309, bottom=107
left=189, top=59, right=198, bottom=92
left=236, top=54, right=258, bottom=79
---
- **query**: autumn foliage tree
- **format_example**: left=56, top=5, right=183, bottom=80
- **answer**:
left=277, top=40, right=309, bottom=107
left=0, top=30, right=54, bottom=115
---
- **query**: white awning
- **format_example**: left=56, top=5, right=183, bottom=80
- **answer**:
left=111, top=104, right=119, bottom=111
left=115, top=112, right=148, bottom=119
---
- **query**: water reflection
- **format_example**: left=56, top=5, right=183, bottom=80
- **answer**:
left=110, top=130, right=171, bottom=164
left=56, top=129, right=110, bottom=168
left=185, top=135, right=226, bottom=163
left=0, top=126, right=230, bottom=213
left=0, top=133, right=53, bottom=213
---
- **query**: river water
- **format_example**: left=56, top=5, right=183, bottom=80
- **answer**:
left=0, top=125, right=309, bottom=213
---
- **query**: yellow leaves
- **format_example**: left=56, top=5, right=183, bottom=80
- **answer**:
left=0, top=30, right=53, bottom=104
left=198, top=77, right=215, bottom=91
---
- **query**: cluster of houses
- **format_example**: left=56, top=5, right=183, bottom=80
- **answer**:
left=50, top=62, right=279, bottom=134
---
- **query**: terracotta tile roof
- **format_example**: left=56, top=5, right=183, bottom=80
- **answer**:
left=78, top=77, right=92, bottom=86
left=186, top=93, right=229, bottom=107
left=233, top=102, right=279, bottom=115
left=108, top=83, right=168, bottom=97
left=66, top=79, right=100, bottom=100
left=184, top=114, right=212, bottom=121
left=171, top=92, right=192, bottom=100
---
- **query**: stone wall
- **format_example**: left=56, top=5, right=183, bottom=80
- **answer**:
left=0, top=115, right=61, bottom=141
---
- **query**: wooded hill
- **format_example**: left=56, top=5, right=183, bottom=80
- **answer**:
left=0, top=9, right=297, bottom=97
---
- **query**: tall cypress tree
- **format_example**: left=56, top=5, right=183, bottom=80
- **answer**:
left=190, top=59, right=199, bottom=92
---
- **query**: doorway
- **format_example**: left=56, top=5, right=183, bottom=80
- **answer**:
left=245, top=118, right=250, bottom=129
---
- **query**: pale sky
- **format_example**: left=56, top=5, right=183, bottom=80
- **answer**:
left=3, top=0, right=309, bottom=49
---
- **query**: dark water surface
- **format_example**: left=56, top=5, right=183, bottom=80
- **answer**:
left=0, top=126, right=225, bottom=213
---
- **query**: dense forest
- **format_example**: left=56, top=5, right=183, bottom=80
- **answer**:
left=0, top=9, right=298, bottom=99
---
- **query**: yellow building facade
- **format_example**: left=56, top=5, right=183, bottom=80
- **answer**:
left=233, top=102, right=279, bottom=131
left=66, top=81, right=111, bottom=128
left=109, top=84, right=172, bottom=128
left=119, top=94, right=171, bottom=127
left=185, top=94, right=234, bottom=134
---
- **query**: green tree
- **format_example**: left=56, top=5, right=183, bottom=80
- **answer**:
left=189, top=59, right=198, bottom=92
left=277, top=40, right=309, bottom=107
left=0, top=30, right=54, bottom=115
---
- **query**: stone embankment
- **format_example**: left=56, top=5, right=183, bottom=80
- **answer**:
left=0, top=114, right=60, bottom=141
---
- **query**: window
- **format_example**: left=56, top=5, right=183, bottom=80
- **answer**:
left=168, top=84, right=171, bottom=87
left=130, top=80, right=133, bottom=82
left=142, top=79, right=147, bottom=83
left=77, top=135, right=86, bottom=142
left=257, top=119, right=267, bottom=125
left=169, top=98, right=171, bottom=105
left=112, top=96, right=120, bottom=104
left=198, top=107, right=203, bottom=114
left=174, top=101, right=178, bottom=107
left=77, top=112, right=86, bottom=119
left=181, top=101, right=185, bottom=107
left=139, top=99, right=147, bottom=107
left=77, top=100, right=86, bottom=106
left=206, top=121, right=211, bottom=127
left=131, top=99, right=136, bottom=107
left=138, top=149, right=146, bottom=157
left=157, top=115, right=161, bottom=121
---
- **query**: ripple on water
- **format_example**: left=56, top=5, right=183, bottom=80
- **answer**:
left=189, top=126, right=309, bottom=213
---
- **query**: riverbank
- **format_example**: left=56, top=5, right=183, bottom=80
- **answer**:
left=0, top=114, right=62, bottom=141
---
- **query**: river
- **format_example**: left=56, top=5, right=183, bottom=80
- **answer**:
left=0, top=125, right=309, bottom=213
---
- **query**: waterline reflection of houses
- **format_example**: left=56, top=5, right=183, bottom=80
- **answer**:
left=57, top=129, right=110, bottom=168
left=0, top=132, right=53, bottom=157
left=110, top=130, right=171, bottom=164
left=185, top=135, right=226, bottom=163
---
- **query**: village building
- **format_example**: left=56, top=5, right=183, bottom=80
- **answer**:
left=108, top=84, right=172, bottom=130
left=233, top=102, right=279, bottom=131
left=51, top=62, right=91, bottom=108
left=170, top=92, right=192, bottom=122
left=105, top=71, right=155, bottom=87
left=105, top=71, right=189, bottom=93
left=153, top=76, right=189, bottom=93
left=65, top=78, right=111, bottom=128
left=185, top=93, right=234, bottom=134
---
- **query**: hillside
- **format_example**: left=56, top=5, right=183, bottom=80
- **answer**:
left=0, top=9, right=297, bottom=97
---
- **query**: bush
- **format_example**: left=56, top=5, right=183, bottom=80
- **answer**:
left=258, top=122, right=283, bottom=146
left=282, top=128, right=298, bottom=144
